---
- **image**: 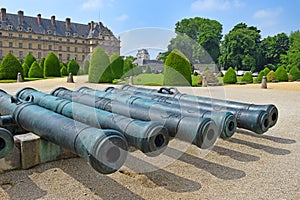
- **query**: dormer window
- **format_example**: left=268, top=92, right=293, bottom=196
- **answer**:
left=18, top=26, right=23, bottom=31
left=8, top=24, right=13, bottom=30
left=27, top=26, right=32, bottom=32
left=66, top=32, right=70, bottom=36
left=74, top=32, right=78, bottom=37
left=47, top=29, right=52, bottom=34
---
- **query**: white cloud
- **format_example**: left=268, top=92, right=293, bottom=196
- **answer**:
left=116, top=14, right=129, bottom=21
left=253, top=7, right=283, bottom=19
left=80, top=0, right=114, bottom=10
left=191, top=0, right=232, bottom=11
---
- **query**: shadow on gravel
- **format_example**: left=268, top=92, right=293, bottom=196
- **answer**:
left=212, top=145, right=260, bottom=162
left=125, top=154, right=202, bottom=193
left=165, top=147, right=246, bottom=180
left=228, top=138, right=291, bottom=155
left=236, top=129, right=297, bottom=144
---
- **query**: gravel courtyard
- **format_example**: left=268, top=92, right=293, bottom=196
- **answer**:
left=0, top=76, right=299, bottom=200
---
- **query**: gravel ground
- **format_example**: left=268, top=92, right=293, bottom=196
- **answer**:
left=0, top=76, right=299, bottom=200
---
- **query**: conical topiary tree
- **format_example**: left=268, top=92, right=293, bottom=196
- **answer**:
left=109, top=54, right=124, bottom=79
left=67, top=59, right=80, bottom=75
left=241, top=71, right=253, bottom=83
left=289, top=65, right=300, bottom=80
left=28, top=61, right=43, bottom=78
left=275, top=66, right=288, bottom=82
left=88, top=46, right=114, bottom=83
left=83, top=60, right=89, bottom=75
left=163, top=49, right=192, bottom=86
left=223, top=67, right=237, bottom=84
left=22, top=63, right=30, bottom=78
left=60, top=63, right=68, bottom=76
left=256, top=67, right=270, bottom=82
left=266, top=70, right=276, bottom=82
left=24, top=53, right=36, bottom=69
left=0, top=53, right=23, bottom=80
left=44, top=52, right=61, bottom=77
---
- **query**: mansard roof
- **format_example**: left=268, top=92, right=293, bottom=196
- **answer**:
left=0, top=9, right=117, bottom=40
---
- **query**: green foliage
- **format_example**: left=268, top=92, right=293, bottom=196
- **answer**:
left=266, top=70, right=276, bottom=82
left=217, top=71, right=224, bottom=77
left=145, top=66, right=152, bottom=74
left=110, top=54, right=124, bottom=79
left=28, top=61, right=43, bottom=78
left=44, top=52, right=61, bottom=77
left=60, top=65, right=68, bottom=76
left=88, top=47, right=114, bottom=83
left=24, top=53, right=36, bottom=69
left=67, top=59, right=80, bottom=75
left=40, top=58, right=45, bottom=70
left=0, top=53, right=23, bottom=80
left=83, top=60, right=89, bottom=75
left=22, top=63, right=30, bottom=78
left=163, top=49, right=192, bottom=86
left=275, top=66, right=288, bottom=82
left=241, top=71, right=253, bottom=83
left=123, top=56, right=137, bottom=77
left=257, top=67, right=270, bottom=82
left=223, top=67, right=237, bottom=84
left=289, top=65, right=300, bottom=80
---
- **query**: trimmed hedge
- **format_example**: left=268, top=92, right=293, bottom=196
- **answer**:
left=60, top=63, right=68, bottom=76
left=83, top=60, right=89, bottom=75
left=241, top=72, right=253, bottom=83
left=257, top=67, right=270, bottom=82
left=275, top=66, right=288, bottom=82
left=163, top=49, right=192, bottom=86
left=67, top=59, right=80, bottom=75
left=88, top=46, right=114, bottom=83
left=44, top=52, right=61, bottom=77
left=28, top=61, right=43, bottom=78
left=110, top=54, right=124, bottom=79
left=22, top=63, right=30, bottom=78
left=0, top=53, right=23, bottom=80
left=223, top=67, right=237, bottom=84
left=40, top=58, right=45, bottom=70
left=289, top=65, right=300, bottom=80
left=266, top=70, right=276, bottom=82
left=24, top=53, right=36, bottom=69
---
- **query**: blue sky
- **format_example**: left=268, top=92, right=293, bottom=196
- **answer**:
left=1, top=0, right=299, bottom=57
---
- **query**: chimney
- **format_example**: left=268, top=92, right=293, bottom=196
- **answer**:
left=18, top=10, right=24, bottom=25
left=91, top=21, right=94, bottom=31
left=51, top=15, right=55, bottom=26
left=1, top=8, right=6, bottom=21
left=65, top=18, right=71, bottom=31
left=37, top=14, right=42, bottom=26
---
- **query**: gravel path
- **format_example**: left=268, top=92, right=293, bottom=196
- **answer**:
left=0, top=76, right=299, bottom=200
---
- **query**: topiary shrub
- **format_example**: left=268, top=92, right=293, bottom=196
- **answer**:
left=28, top=61, right=43, bottom=78
left=289, top=65, right=300, bottom=81
left=0, top=53, right=23, bottom=80
left=163, top=49, right=192, bottom=86
left=145, top=66, right=152, bottom=74
left=110, top=54, right=124, bottom=79
left=223, top=67, right=237, bottom=84
left=88, top=46, right=114, bottom=83
left=241, top=72, right=253, bottom=83
left=44, top=52, right=61, bottom=77
left=275, top=66, right=288, bottom=82
left=60, top=63, right=68, bottom=76
left=22, top=63, right=30, bottom=78
left=83, top=60, right=89, bottom=75
left=67, top=59, right=80, bottom=75
left=40, top=58, right=45, bottom=70
left=257, top=67, right=270, bottom=82
left=293, top=71, right=300, bottom=81
left=24, top=53, right=36, bottom=69
left=217, top=71, right=224, bottom=77
left=266, top=70, right=276, bottom=82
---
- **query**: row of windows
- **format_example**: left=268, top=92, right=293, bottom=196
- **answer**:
left=0, top=50, right=85, bottom=62
left=0, top=42, right=86, bottom=53
left=0, top=32, right=87, bottom=44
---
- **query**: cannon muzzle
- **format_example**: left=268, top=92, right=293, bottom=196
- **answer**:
left=0, top=127, right=14, bottom=159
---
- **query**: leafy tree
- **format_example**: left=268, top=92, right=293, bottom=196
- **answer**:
left=219, top=23, right=262, bottom=71
left=88, top=46, right=114, bottom=83
left=0, top=53, right=23, bottom=79
left=28, top=61, right=43, bottom=78
left=123, top=56, right=137, bottom=76
left=83, top=60, right=89, bottom=75
left=223, top=67, right=237, bottom=84
left=275, top=66, right=288, bottom=82
left=174, top=17, right=222, bottom=63
left=22, top=63, right=30, bottom=78
left=157, top=51, right=170, bottom=62
left=44, top=52, right=61, bottom=77
left=145, top=66, right=152, bottom=74
left=24, top=53, right=36, bottom=69
left=241, top=72, right=253, bottom=83
left=163, top=49, right=192, bottom=86
left=67, top=59, right=80, bottom=75
left=266, top=70, right=276, bottom=82
left=168, top=34, right=195, bottom=63
left=281, top=31, right=300, bottom=71
left=261, top=33, right=290, bottom=67
left=110, top=54, right=124, bottom=79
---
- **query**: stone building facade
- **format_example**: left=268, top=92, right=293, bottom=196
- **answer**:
left=133, top=49, right=164, bottom=73
left=0, top=8, right=120, bottom=64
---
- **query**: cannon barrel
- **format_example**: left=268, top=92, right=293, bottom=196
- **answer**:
left=51, top=87, right=218, bottom=149
left=0, top=127, right=14, bottom=159
left=0, top=90, right=128, bottom=174
left=105, top=87, right=269, bottom=134
left=84, top=86, right=237, bottom=139
left=16, top=88, right=169, bottom=157
left=121, top=85, right=278, bottom=128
